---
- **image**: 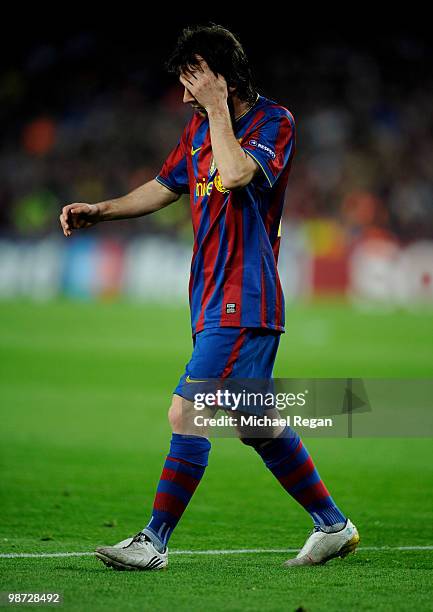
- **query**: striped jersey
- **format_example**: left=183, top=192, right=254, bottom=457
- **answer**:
left=156, top=94, right=295, bottom=335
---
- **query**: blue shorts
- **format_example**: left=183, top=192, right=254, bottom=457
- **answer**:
left=174, top=327, right=281, bottom=400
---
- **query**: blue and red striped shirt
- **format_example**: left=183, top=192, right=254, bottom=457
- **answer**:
left=156, top=94, right=295, bottom=335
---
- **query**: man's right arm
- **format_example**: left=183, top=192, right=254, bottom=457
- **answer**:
left=60, top=179, right=180, bottom=237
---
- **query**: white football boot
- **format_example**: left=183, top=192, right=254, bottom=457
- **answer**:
left=95, top=533, right=168, bottom=571
left=284, top=519, right=360, bottom=567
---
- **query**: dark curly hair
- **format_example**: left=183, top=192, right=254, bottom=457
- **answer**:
left=166, top=24, right=257, bottom=105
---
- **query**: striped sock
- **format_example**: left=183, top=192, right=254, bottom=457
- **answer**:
left=142, top=433, right=210, bottom=551
left=243, top=428, right=346, bottom=530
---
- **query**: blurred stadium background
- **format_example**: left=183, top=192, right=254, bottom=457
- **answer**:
left=1, top=21, right=432, bottom=307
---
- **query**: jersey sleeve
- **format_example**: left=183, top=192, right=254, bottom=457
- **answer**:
left=242, top=110, right=295, bottom=190
left=156, top=123, right=190, bottom=194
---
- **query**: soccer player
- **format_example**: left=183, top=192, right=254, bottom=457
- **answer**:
left=59, top=25, right=359, bottom=569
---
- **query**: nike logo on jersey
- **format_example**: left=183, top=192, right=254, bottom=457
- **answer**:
left=185, top=375, right=207, bottom=383
left=191, top=146, right=202, bottom=156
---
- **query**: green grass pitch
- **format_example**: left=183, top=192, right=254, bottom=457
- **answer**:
left=0, top=300, right=432, bottom=611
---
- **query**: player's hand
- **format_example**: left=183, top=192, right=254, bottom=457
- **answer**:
left=180, top=57, right=228, bottom=112
left=59, top=203, right=100, bottom=237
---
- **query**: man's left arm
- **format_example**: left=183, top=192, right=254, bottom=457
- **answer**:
left=180, top=60, right=258, bottom=190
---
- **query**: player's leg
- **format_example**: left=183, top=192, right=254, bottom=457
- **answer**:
left=240, top=428, right=347, bottom=532
left=95, top=329, right=241, bottom=570
left=95, top=394, right=214, bottom=571
left=140, top=394, right=213, bottom=551
left=239, top=427, right=360, bottom=566
left=233, top=329, right=359, bottom=565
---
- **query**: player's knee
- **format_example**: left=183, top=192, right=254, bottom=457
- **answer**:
left=168, top=404, right=179, bottom=429
left=168, top=400, right=183, bottom=431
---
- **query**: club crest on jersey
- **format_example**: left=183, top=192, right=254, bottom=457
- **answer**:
left=214, top=173, right=229, bottom=193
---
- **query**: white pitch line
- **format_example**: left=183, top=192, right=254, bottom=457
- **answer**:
left=0, top=546, right=433, bottom=559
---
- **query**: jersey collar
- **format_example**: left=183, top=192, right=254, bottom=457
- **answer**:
left=235, top=93, right=260, bottom=122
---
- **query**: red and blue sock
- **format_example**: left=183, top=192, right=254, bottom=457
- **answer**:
left=242, top=427, right=346, bottom=531
left=143, top=433, right=210, bottom=551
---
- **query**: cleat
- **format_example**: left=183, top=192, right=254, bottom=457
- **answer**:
left=95, top=532, right=168, bottom=571
left=284, top=519, right=360, bottom=567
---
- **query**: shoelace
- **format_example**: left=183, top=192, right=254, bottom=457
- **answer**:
left=129, top=532, right=167, bottom=555
left=129, top=532, right=150, bottom=546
